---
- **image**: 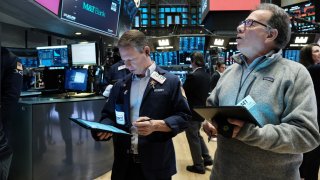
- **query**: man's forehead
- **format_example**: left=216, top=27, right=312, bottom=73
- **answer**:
left=248, top=10, right=272, bottom=21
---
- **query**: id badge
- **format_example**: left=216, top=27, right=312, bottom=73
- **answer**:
left=237, top=95, right=256, bottom=110
left=115, top=110, right=125, bottom=125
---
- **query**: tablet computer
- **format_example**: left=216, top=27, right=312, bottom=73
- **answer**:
left=69, top=117, right=131, bottom=135
left=193, top=106, right=261, bottom=137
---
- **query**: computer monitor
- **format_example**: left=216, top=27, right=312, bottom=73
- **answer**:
left=71, top=43, right=97, bottom=66
left=179, top=36, right=206, bottom=51
left=19, top=57, right=39, bottom=68
left=152, top=51, right=178, bottom=66
left=169, top=70, right=188, bottom=84
left=64, top=68, right=89, bottom=92
left=36, top=45, right=69, bottom=67
left=284, top=49, right=300, bottom=62
left=43, top=67, right=65, bottom=90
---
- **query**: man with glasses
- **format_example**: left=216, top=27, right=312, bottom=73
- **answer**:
left=203, top=3, right=320, bottom=179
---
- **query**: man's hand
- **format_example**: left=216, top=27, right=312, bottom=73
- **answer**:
left=228, top=118, right=245, bottom=138
left=202, top=120, right=218, bottom=140
left=133, top=117, right=155, bottom=136
left=97, top=132, right=113, bottom=140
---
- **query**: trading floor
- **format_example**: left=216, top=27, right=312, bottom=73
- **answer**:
left=96, top=130, right=320, bottom=180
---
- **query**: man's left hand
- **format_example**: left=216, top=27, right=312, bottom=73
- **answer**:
left=228, top=118, right=245, bottom=138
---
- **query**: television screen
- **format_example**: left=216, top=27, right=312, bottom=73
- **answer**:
left=37, top=45, right=69, bottom=67
left=43, top=67, right=65, bottom=90
left=71, top=43, right=97, bottom=65
left=284, top=49, right=300, bottom=62
left=61, top=0, right=121, bottom=36
left=34, top=0, right=61, bottom=15
left=64, top=68, right=88, bottom=92
left=179, top=36, right=206, bottom=51
left=151, top=51, right=178, bottom=66
left=5, top=47, right=39, bottom=68
left=281, top=0, right=308, bottom=7
left=284, top=2, right=316, bottom=32
left=19, top=57, right=39, bottom=68
left=169, top=70, right=188, bottom=84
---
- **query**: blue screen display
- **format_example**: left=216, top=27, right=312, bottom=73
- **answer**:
left=61, top=0, right=121, bottom=36
left=37, top=45, right=69, bottom=67
left=284, top=49, right=300, bottom=62
left=179, top=36, right=205, bottom=51
left=151, top=51, right=178, bottom=66
left=19, top=57, right=39, bottom=68
left=64, top=68, right=88, bottom=92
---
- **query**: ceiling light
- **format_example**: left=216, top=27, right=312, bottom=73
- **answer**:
left=75, top=32, right=82, bottom=35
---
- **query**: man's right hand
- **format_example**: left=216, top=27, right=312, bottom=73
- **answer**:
left=97, top=132, right=113, bottom=140
left=202, top=120, right=217, bottom=138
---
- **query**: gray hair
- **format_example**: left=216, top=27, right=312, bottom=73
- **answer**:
left=256, top=3, right=291, bottom=49
left=117, top=29, right=149, bottom=53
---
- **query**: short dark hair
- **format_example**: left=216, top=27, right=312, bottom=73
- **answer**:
left=117, top=30, right=149, bottom=53
left=256, top=3, right=291, bottom=49
left=300, top=43, right=320, bottom=67
left=216, top=60, right=225, bottom=68
left=191, top=51, right=205, bottom=67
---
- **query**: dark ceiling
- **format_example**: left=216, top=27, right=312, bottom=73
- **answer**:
left=0, top=0, right=117, bottom=42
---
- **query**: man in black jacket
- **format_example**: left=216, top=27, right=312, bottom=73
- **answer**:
left=209, top=61, right=226, bottom=92
left=183, top=52, right=213, bottom=174
left=92, top=30, right=191, bottom=180
left=0, top=47, right=23, bottom=179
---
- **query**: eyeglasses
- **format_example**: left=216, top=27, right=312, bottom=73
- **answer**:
left=239, top=19, right=272, bottom=30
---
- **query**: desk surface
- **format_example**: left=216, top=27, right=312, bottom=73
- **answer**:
left=19, top=95, right=105, bottom=105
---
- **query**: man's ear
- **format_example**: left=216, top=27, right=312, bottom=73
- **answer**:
left=144, top=46, right=151, bottom=56
left=267, top=29, right=278, bottom=41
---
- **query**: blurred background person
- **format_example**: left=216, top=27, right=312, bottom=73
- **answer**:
left=209, top=61, right=226, bottom=92
left=299, top=43, right=320, bottom=180
left=102, top=47, right=130, bottom=97
left=183, top=52, right=213, bottom=174
left=0, top=47, right=23, bottom=179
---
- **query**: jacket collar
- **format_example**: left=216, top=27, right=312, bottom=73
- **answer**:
left=231, top=49, right=283, bottom=71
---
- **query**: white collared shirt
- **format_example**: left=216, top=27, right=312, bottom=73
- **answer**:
left=130, top=62, right=156, bottom=154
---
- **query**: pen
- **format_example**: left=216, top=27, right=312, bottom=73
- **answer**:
left=137, top=118, right=152, bottom=122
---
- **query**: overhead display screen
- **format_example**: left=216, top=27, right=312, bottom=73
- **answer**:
left=281, top=0, right=308, bottom=7
left=35, top=0, right=61, bottom=15
left=209, top=0, right=260, bottom=11
left=61, top=0, right=121, bottom=36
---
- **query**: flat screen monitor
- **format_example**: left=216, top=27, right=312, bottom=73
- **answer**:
left=19, top=57, right=39, bottom=68
left=169, top=70, right=188, bottom=84
left=43, top=67, right=65, bottom=90
left=6, top=47, right=39, bottom=68
left=71, top=43, right=97, bottom=65
left=64, top=68, right=88, bottom=92
left=151, top=51, right=178, bottom=66
left=284, top=2, right=316, bottom=32
left=60, top=0, right=121, bottom=36
left=36, top=45, right=69, bottom=67
left=284, top=49, right=300, bottom=62
left=179, top=36, right=206, bottom=51
left=34, top=0, right=61, bottom=15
